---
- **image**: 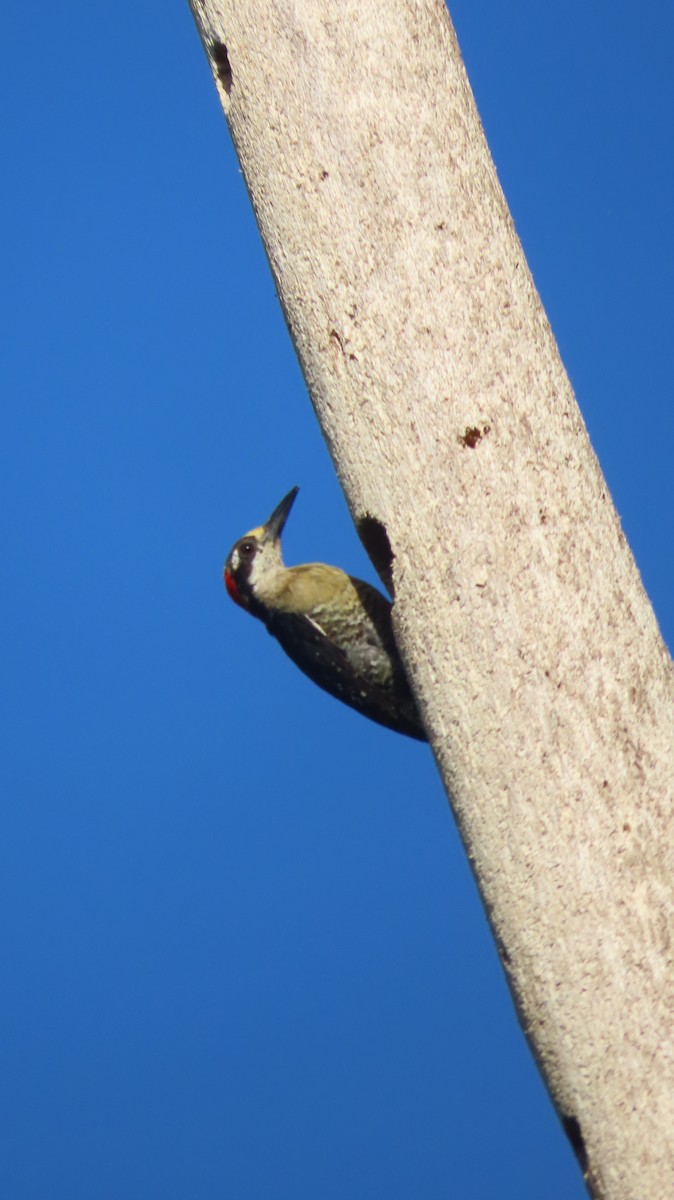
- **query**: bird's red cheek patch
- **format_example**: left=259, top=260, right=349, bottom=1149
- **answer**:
left=224, top=568, right=244, bottom=607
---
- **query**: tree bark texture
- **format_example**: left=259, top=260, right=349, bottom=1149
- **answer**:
left=188, top=2, right=674, bottom=1195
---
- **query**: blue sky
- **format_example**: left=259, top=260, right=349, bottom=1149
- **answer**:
left=2, top=2, right=672, bottom=1197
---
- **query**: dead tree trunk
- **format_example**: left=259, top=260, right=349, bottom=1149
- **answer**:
left=188, top=2, right=674, bottom=1195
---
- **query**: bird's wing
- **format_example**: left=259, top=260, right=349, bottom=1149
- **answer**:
left=265, top=609, right=426, bottom=741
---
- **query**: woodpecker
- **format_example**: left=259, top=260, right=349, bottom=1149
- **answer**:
left=224, top=487, right=426, bottom=741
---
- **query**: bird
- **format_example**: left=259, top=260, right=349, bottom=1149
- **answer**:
left=223, top=487, right=426, bottom=741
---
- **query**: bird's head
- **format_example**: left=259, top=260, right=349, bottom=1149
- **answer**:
left=224, top=486, right=299, bottom=613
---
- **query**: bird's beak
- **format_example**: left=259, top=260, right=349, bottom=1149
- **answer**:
left=263, top=486, right=299, bottom=544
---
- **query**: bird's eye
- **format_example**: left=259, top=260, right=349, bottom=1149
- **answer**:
left=238, top=539, right=255, bottom=560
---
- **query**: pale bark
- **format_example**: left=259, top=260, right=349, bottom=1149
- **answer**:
left=188, top=1, right=674, bottom=1195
